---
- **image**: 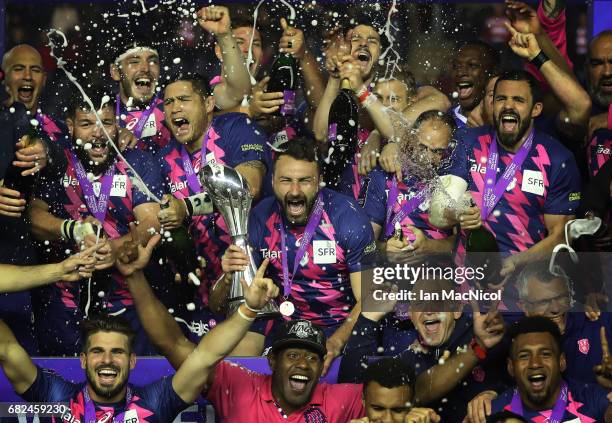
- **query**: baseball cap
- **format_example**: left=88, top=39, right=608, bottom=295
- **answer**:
left=271, top=320, right=327, bottom=358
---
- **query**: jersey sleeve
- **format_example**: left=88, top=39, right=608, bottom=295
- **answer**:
left=570, top=382, right=610, bottom=421
left=361, top=168, right=388, bottom=228
left=137, top=376, right=190, bottom=421
left=544, top=151, right=582, bottom=215
left=338, top=198, right=376, bottom=273
left=128, top=151, right=164, bottom=207
left=19, top=367, right=78, bottom=402
left=326, top=383, right=365, bottom=420
left=224, top=115, right=270, bottom=169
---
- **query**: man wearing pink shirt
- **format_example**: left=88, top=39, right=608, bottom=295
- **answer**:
left=122, top=230, right=365, bottom=422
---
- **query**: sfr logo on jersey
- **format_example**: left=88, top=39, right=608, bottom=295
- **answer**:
left=313, top=240, right=337, bottom=264
left=521, top=170, right=545, bottom=196
left=126, top=113, right=158, bottom=138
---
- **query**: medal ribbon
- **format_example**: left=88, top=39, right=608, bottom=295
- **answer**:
left=69, top=152, right=114, bottom=224
left=82, top=385, right=133, bottom=423
left=115, top=93, right=159, bottom=140
left=510, top=381, right=568, bottom=423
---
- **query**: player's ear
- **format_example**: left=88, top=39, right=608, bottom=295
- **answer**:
left=66, top=117, right=74, bottom=138
left=507, top=357, right=514, bottom=378
left=129, top=352, right=136, bottom=370
left=204, top=95, right=215, bottom=114
left=559, top=352, right=566, bottom=373
left=110, top=63, right=121, bottom=82
left=531, top=101, right=543, bottom=118
left=214, top=43, right=222, bottom=62
left=79, top=352, right=87, bottom=370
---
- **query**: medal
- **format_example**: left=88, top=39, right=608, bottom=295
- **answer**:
left=280, top=300, right=295, bottom=317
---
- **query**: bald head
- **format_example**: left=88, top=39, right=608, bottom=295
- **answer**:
left=2, top=44, right=46, bottom=112
left=587, top=30, right=612, bottom=108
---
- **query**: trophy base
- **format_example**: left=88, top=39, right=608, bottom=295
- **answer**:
left=227, top=296, right=280, bottom=320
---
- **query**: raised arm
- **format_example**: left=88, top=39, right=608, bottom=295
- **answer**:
left=116, top=225, right=196, bottom=369
left=171, top=259, right=278, bottom=403
left=505, top=25, right=590, bottom=140
left=0, top=320, right=37, bottom=395
left=198, top=6, right=251, bottom=110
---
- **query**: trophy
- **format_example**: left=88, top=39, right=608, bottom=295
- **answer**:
left=200, top=162, right=279, bottom=318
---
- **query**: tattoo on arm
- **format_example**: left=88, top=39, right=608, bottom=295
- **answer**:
left=240, top=160, right=266, bottom=170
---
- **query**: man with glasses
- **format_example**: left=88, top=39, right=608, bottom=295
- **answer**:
left=516, top=260, right=612, bottom=386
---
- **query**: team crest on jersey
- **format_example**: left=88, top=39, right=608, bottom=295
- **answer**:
left=304, top=407, right=326, bottom=423
left=577, top=338, right=590, bottom=355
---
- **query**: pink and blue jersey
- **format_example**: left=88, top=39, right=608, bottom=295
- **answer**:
left=587, top=128, right=612, bottom=178
left=35, top=148, right=163, bottom=312
left=117, top=97, right=170, bottom=154
left=445, top=126, right=581, bottom=255
left=361, top=167, right=452, bottom=240
left=36, top=112, right=67, bottom=142
left=160, top=112, right=270, bottom=305
left=248, top=188, right=376, bottom=327
left=20, top=367, right=188, bottom=423
left=492, top=380, right=609, bottom=422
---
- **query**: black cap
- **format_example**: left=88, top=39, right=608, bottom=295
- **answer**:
left=271, top=320, right=327, bottom=358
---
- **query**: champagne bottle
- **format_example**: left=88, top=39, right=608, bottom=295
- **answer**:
left=3, top=114, right=40, bottom=200
left=266, top=51, right=299, bottom=117
left=324, top=79, right=359, bottom=188
left=466, top=226, right=502, bottom=288
left=158, top=202, right=200, bottom=309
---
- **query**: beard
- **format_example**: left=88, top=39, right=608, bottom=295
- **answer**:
left=74, top=137, right=118, bottom=175
left=588, top=82, right=612, bottom=110
left=86, top=364, right=128, bottom=400
left=494, top=110, right=532, bottom=149
left=281, top=191, right=317, bottom=226
left=120, top=72, right=156, bottom=108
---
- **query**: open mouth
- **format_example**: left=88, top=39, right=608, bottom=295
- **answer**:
left=527, top=373, right=547, bottom=392
left=500, top=112, right=519, bottom=133
left=172, top=117, right=190, bottom=137
left=601, top=78, right=612, bottom=93
left=89, top=140, right=109, bottom=158
left=133, top=76, right=153, bottom=96
left=17, top=84, right=34, bottom=102
left=288, top=374, right=310, bottom=393
left=354, top=49, right=371, bottom=66
left=422, top=318, right=441, bottom=334
left=456, top=81, right=474, bottom=100
left=96, top=367, right=118, bottom=385
left=286, top=198, right=306, bottom=217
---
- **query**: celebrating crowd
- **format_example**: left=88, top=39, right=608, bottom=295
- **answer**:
left=0, top=0, right=611, bottom=422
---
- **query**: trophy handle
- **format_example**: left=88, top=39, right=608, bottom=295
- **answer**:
left=225, top=235, right=279, bottom=319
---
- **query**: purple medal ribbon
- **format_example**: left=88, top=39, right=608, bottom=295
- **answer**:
left=510, top=381, right=568, bottom=423
left=279, top=193, right=325, bottom=297
left=69, top=152, right=114, bottom=224
left=83, top=385, right=133, bottom=423
left=179, top=130, right=210, bottom=194
left=481, top=129, right=534, bottom=221
left=115, top=93, right=159, bottom=140
left=385, top=176, right=429, bottom=238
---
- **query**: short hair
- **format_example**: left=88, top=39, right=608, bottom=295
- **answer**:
left=166, top=73, right=211, bottom=99
left=363, top=357, right=415, bottom=392
left=65, top=88, right=116, bottom=120
left=587, top=30, right=612, bottom=60
left=273, top=136, right=320, bottom=169
left=459, top=40, right=501, bottom=73
left=80, top=315, right=135, bottom=353
left=487, top=410, right=528, bottom=423
left=231, top=15, right=259, bottom=33
left=413, top=109, right=458, bottom=133
left=494, top=69, right=542, bottom=104
left=516, top=260, right=573, bottom=302
left=507, top=316, right=563, bottom=357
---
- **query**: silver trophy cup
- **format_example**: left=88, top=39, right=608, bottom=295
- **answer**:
left=200, top=162, right=279, bottom=318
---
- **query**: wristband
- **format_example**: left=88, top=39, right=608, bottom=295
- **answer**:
left=356, top=86, right=369, bottom=103
left=470, top=337, right=487, bottom=361
left=529, top=50, right=550, bottom=70
left=608, top=104, right=612, bottom=130
left=244, top=303, right=262, bottom=314
left=61, top=219, right=75, bottom=240
left=237, top=306, right=256, bottom=322
left=184, top=193, right=213, bottom=217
